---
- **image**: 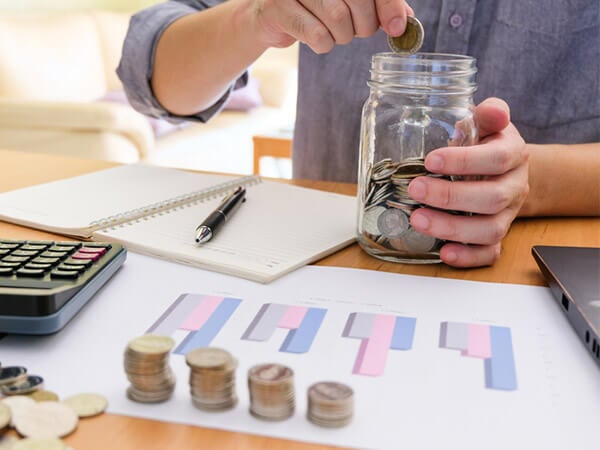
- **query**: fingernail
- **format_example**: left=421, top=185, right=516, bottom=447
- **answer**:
left=411, top=212, right=430, bottom=230
left=389, top=17, right=406, bottom=36
left=444, top=251, right=458, bottom=263
left=408, top=179, right=427, bottom=200
left=426, top=154, right=444, bottom=172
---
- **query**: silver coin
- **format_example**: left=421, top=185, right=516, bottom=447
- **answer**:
left=1, top=376, right=44, bottom=396
left=377, top=209, right=410, bottom=238
left=362, top=206, right=386, bottom=236
left=404, top=228, right=438, bottom=253
left=0, top=367, right=27, bottom=386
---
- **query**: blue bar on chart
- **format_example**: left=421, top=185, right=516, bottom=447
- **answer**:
left=439, top=321, right=517, bottom=391
left=146, top=293, right=242, bottom=355
left=241, top=303, right=327, bottom=354
left=342, top=312, right=416, bottom=377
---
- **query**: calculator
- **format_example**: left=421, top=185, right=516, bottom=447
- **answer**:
left=0, top=239, right=127, bottom=335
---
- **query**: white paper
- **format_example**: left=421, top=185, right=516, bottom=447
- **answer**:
left=1, top=253, right=598, bottom=450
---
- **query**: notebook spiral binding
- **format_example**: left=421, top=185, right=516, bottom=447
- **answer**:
left=88, top=175, right=261, bottom=231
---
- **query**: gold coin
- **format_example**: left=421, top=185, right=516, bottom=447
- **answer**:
left=185, top=347, right=231, bottom=370
left=0, top=403, right=11, bottom=429
left=14, top=402, right=78, bottom=439
left=387, top=16, right=424, bottom=55
left=12, top=437, right=67, bottom=450
left=27, top=390, right=59, bottom=402
left=62, top=393, right=108, bottom=418
left=127, top=335, right=175, bottom=355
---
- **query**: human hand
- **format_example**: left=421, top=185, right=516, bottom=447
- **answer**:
left=406, top=98, right=530, bottom=268
left=250, top=0, right=414, bottom=53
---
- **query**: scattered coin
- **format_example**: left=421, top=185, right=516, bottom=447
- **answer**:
left=124, top=334, right=176, bottom=403
left=0, top=403, right=11, bottom=430
left=0, top=367, right=28, bottom=386
left=248, top=363, right=295, bottom=421
left=387, top=16, right=425, bottom=55
left=1, top=375, right=44, bottom=396
left=186, top=347, right=238, bottom=411
left=27, top=390, right=59, bottom=403
left=1, top=395, right=36, bottom=427
left=14, top=401, right=78, bottom=439
left=0, top=435, right=20, bottom=450
left=63, top=393, right=108, bottom=418
left=307, top=381, right=354, bottom=428
left=12, top=437, right=67, bottom=450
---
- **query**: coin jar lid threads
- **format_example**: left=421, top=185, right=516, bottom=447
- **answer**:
left=387, top=16, right=425, bottom=55
left=248, top=364, right=295, bottom=421
left=307, top=381, right=354, bottom=428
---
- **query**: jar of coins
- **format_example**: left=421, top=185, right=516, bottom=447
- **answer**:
left=357, top=52, right=478, bottom=263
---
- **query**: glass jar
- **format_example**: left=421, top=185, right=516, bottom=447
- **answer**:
left=357, top=53, right=478, bottom=263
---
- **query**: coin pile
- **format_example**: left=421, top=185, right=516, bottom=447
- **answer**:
left=247, top=364, right=295, bottom=421
left=387, top=16, right=424, bottom=55
left=307, top=381, right=354, bottom=428
left=0, top=365, right=44, bottom=397
left=360, top=158, right=442, bottom=260
left=186, top=347, right=238, bottom=411
left=124, top=335, right=176, bottom=403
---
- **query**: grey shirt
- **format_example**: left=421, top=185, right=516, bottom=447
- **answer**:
left=118, top=0, right=600, bottom=182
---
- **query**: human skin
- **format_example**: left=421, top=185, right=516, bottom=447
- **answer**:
left=150, top=0, right=599, bottom=268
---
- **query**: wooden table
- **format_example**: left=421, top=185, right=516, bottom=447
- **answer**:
left=1, top=149, right=598, bottom=449
left=252, top=133, right=293, bottom=175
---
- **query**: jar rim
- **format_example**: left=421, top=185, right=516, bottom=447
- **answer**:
left=373, top=52, right=476, bottom=63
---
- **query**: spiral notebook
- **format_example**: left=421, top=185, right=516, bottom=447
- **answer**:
left=0, top=165, right=357, bottom=283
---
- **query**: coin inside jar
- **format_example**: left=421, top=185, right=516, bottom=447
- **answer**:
left=387, top=16, right=425, bottom=55
left=377, top=208, right=410, bottom=239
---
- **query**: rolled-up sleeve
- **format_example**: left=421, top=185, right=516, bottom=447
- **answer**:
left=116, top=0, right=248, bottom=123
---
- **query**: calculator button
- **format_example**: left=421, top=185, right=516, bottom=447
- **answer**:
left=48, top=245, right=77, bottom=253
left=20, top=244, right=50, bottom=252
left=24, top=241, right=53, bottom=247
left=0, top=249, right=10, bottom=256
left=12, top=250, right=40, bottom=257
left=39, top=251, right=68, bottom=259
left=79, top=247, right=107, bottom=256
left=82, top=243, right=112, bottom=249
left=0, top=267, right=15, bottom=275
left=31, top=257, right=60, bottom=265
left=0, top=241, right=24, bottom=249
left=0, top=262, right=23, bottom=268
left=16, top=268, right=46, bottom=278
left=50, top=269, right=79, bottom=279
left=24, top=263, right=53, bottom=270
left=2, top=255, right=30, bottom=263
left=56, top=264, right=85, bottom=273
left=71, top=252, right=101, bottom=262
left=62, top=258, right=93, bottom=268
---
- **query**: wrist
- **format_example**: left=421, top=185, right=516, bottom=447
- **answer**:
left=231, top=0, right=271, bottom=54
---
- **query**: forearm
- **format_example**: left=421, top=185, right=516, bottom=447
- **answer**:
left=519, top=142, right=600, bottom=217
left=151, top=0, right=266, bottom=116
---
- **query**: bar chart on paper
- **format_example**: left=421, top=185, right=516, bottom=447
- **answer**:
left=147, top=294, right=242, bottom=355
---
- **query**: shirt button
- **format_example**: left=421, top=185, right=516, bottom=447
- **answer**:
left=449, top=13, right=463, bottom=29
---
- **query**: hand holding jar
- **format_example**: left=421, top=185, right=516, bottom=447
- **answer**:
left=407, top=98, right=530, bottom=268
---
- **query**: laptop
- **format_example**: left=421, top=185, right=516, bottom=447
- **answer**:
left=532, top=245, right=600, bottom=367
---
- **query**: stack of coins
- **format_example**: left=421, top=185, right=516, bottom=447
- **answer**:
left=248, top=364, right=295, bottom=421
left=361, top=157, right=442, bottom=259
left=124, top=335, right=176, bottom=403
left=307, top=381, right=354, bottom=428
left=185, top=347, right=238, bottom=411
left=0, top=366, right=44, bottom=397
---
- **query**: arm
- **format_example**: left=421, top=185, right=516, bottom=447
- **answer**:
left=519, top=143, right=600, bottom=217
left=150, top=0, right=414, bottom=116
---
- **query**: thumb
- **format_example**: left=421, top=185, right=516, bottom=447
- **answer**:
left=475, top=97, right=511, bottom=139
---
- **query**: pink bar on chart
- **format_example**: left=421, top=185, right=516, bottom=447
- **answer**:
left=352, top=314, right=396, bottom=376
left=462, top=324, right=492, bottom=358
left=179, top=296, right=223, bottom=331
left=278, top=306, right=308, bottom=329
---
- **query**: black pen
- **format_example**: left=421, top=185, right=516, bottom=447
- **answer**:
left=194, top=186, right=246, bottom=244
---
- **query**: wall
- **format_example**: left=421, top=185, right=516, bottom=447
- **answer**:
left=0, top=0, right=160, bottom=12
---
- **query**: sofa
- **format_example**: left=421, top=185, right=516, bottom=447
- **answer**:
left=0, top=11, right=298, bottom=174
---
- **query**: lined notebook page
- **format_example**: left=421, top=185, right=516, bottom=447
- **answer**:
left=0, top=165, right=237, bottom=237
left=93, top=181, right=357, bottom=283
